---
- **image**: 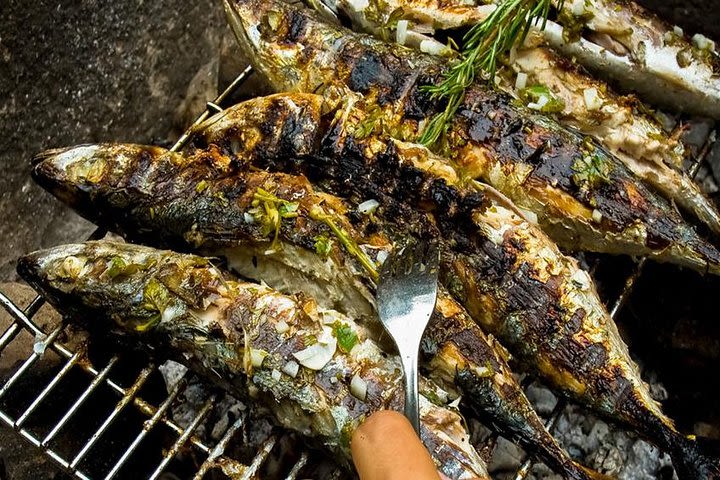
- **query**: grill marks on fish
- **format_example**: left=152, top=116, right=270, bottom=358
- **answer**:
left=321, top=0, right=720, bottom=237
left=17, top=241, right=489, bottom=480
left=183, top=90, right=720, bottom=477
left=224, top=0, right=720, bottom=276
left=33, top=143, right=607, bottom=480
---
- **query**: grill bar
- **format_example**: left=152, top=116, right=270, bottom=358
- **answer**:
left=69, top=365, right=154, bottom=470
left=42, top=356, right=120, bottom=447
left=286, top=451, right=310, bottom=480
left=104, top=373, right=189, bottom=480
left=0, top=67, right=263, bottom=480
left=0, top=325, right=63, bottom=400
left=241, top=434, right=278, bottom=480
left=15, top=353, right=81, bottom=428
left=192, top=415, right=245, bottom=480
left=169, top=64, right=253, bottom=153
left=0, top=321, right=21, bottom=351
left=148, top=396, right=216, bottom=480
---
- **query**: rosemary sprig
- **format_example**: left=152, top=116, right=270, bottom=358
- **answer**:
left=418, top=0, right=561, bottom=148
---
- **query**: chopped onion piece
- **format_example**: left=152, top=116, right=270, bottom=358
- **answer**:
left=347, top=0, right=369, bottom=12
left=275, top=320, right=290, bottom=334
left=293, top=328, right=337, bottom=370
left=592, top=209, right=603, bottom=223
left=271, top=369, right=282, bottom=382
left=420, top=39, right=447, bottom=56
left=583, top=87, right=603, bottom=111
left=527, top=95, right=549, bottom=111
left=250, top=348, right=268, bottom=368
left=693, top=33, right=716, bottom=52
left=571, top=0, right=585, bottom=16
left=243, top=212, right=255, bottom=224
left=358, top=199, right=379, bottom=215
left=282, top=360, right=300, bottom=378
left=350, top=373, right=367, bottom=401
left=673, top=25, right=684, bottom=37
left=396, top=20, right=408, bottom=46
left=515, top=72, right=528, bottom=92
left=376, top=250, right=389, bottom=265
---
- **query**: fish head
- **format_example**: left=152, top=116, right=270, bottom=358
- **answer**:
left=31, top=144, right=169, bottom=217
left=224, top=0, right=348, bottom=93
left=17, top=241, right=230, bottom=336
left=193, top=92, right=326, bottom=159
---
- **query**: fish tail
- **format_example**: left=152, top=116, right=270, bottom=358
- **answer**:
left=670, top=435, right=720, bottom=480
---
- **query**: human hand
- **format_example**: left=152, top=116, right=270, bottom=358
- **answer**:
left=351, top=410, right=446, bottom=480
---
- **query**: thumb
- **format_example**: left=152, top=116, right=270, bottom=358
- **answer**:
left=351, top=410, right=441, bottom=480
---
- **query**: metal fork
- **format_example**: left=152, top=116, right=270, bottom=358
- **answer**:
left=376, top=239, right=440, bottom=434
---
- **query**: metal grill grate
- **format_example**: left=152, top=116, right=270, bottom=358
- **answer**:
left=0, top=57, right=716, bottom=479
left=0, top=65, right=311, bottom=480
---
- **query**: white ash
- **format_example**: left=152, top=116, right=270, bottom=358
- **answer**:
left=158, top=360, right=247, bottom=441
left=496, top=380, right=678, bottom=480
left=158, top=359, right=188, bottom=392
left=525, top=382, right=558, bottom=416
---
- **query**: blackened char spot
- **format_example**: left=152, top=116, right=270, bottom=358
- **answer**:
left=565, top=309, right=585, bottom=335
left=448, top=328, right=498, bottom=370
left=582, top=343, right=608, bottom=372
left=348, top=52, right=391, bottom=94
left=467, top=109, right=494, bottom=143
left=429, top=179, right=459, bottom=215
left=286, top=9, right=307, bottom=43
left=523, top=144, right=577, bottom=192
left=404, top=74, right=443, bottom=119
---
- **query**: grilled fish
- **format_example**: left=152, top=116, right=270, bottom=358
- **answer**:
left=33, top=143, right=718, bottom=478
left=312, top=0, right=720, bottom=238
left=223, top=0, right=720, bottom=276
left=32, top=143, right=609, bottom=480
left=196, top=93, right=720, bottom=479
left=17, top=241, right=489, bottom=479
left=551, top=0, right=720, bottom=119
left=319, top=0, right=720, bottom=119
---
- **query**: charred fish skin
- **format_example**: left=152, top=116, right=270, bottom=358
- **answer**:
left=32, top=145, right=604, bottom=480
left=318, top=0, right=720, bottom=238
left=326, top=0, right=720, bottom=119
left=224, top=0, right=720, bottom=277
left=276, top=132, right=720, bottom=480
left=17, top=241, right=489, bottom=480
left=190, top=92, right=720, bottom=478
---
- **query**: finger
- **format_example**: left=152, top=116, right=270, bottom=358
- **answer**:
left=351, top=410, right=441, bottom=480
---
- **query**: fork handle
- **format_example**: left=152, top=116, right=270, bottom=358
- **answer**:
left=400, top=351, right=420, bottom=435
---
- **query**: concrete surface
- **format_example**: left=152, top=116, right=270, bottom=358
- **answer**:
left=0, top=0, right=225, bottom=281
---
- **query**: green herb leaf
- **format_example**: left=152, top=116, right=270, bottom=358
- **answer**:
left=314, top=235, right=333, bottom=257
left=419, top=0, right=562, bottom=148
left=333, top=321, right=358, bottom=353
left=520, top=84, right=565, bottom=113
left=106, top=256, right=127, bottom=279
left=278, top=201, right=299, bottom=218
left=142, top=277, right=170, bottom=313
left=133, top=313, right=161, bottom=332
left=195, top=180, right=209, bottom=193
left=309, top=205, right=378, bottom=280
left=572, top=152, right=611, bottom=190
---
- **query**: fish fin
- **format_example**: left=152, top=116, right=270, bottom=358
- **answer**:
left=672, top=435, right=720, bottom=480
